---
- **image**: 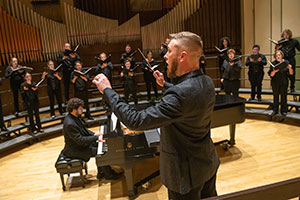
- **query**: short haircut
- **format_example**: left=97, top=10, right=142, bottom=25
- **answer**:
left=253, top=44, right=260, bottom=50
left=281, top=29, right=292, bottom=38
left=125, top=60, right=131, bottom=64
left=74, top=61, right=82, bottom=66
left=227, top=48, right=236, bottom=55
left=100, top=52, right=106, bottom=57
left=169, top=31, right=203, bottom=60
left=47, top=60, right=54, bottom=65
left=274, top=50, right=284, bottom=59
left=126, top=44, right=131, bottom=48
left=67, top=98, right=84, bottom=113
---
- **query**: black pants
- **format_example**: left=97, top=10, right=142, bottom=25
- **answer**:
left=272, top=82, right=288, bottom=113
left=63, top=72, right=71, bottom=102
left=249, top=72, right=264, bottom=99
left=11, top=84, right=22, bottom=113
left=145, top=78, right=158, bottom=100
left=168, top=173, right=217, bottom=200
left=287, top=57, right=296, bottom=90
left=0, top=95, right=5, bottom=128
left=26, top=102, right=41, bottom=131
left=223, top=79, right=240, bottom=98
left=75, top=89, right=91, bottom=118
left=48, top=88, right=63, bottom=116
left=124, top=86, right=138, bottom=104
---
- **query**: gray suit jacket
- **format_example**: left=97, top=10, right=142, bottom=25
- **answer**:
left=103, top=69, right=220, bottom=194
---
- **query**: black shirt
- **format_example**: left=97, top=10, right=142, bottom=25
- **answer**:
left=142, top=59, right=157, bottom=81
left=120, top=52, right=135, bottom=67
left=5, top=65, right=26, bottom=86
left=268, top=60, right=290, bottom=85
left=46, top=71, right=61, bottom=91
left=57, top=51, right=80, bottom=74
left=20, top=82, right=39, bottom=104
left=71, top=71, right=89, bottom=91
left=122, top=69, right=135, bottom=88
left=278, top=38, right=300, bottom=59
left=222, top=60, right=241, bottom=80
left=246, top=54, right=267, bottom=74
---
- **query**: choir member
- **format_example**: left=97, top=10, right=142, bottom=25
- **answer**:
left=218, top=37, right=231, bottom=90
left=93, top=31, right=219, bottom=199
left=21, top=73, right=42, bottom=134
left=246, top=45, right=267, bottom=101
left=160, top=38, right=170, bottom=80
left=220, top=49, right=241, bottom=98
left=5, top=57, right=26, bottom=116
left=41, top=60, right=63, bottom=118
left=268, top=50, right=293, bottom=117
left=120, top=60, right=138, bottom=104
left=58, top=43, right=80, bottom=103
left=62, top=98, right=123, bottom=180
left=142, top=50, right=158, bottom=101
left=199, top=55, right=206, bottom=74
left=120, top=44, right=135, bottom=68
left=71, top=61, right=93, bottom=120
left=276, top=29, right=300, bottom=92
left=0, top=78, right=7, bottom=131
left=96, top=53, right=113, bottom=84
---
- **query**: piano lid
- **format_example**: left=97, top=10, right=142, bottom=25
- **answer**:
left=214, top=95, right=245, bottom=110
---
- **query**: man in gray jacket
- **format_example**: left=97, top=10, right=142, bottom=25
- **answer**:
left=93, top=31, right=220, bottom=200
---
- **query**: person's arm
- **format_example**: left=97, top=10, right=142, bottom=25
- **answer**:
left=5, top=66, right=12, bottom=78
left=245, top=56, right=251, bottom=66
left=66, top=124, right=98, bottom=146
left=261, top=55, right=267, bottom=65
left=107, top=62, right=113, bottom=70
left=103, top=86, right=184, bottom=131
left=233, top=60, right=242, bottom=72
left=295, top=39, right=300, bottom=51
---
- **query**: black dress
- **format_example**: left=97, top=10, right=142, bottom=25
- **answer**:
left=142, top=59, right=158, bottom=100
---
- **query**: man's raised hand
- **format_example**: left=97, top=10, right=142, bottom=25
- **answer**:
left=92, top=74, right=112, bottom=94
left=153, top=70, right=165, bottom=87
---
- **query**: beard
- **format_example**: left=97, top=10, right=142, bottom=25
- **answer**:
left=167, top=59, right=178, bottom=78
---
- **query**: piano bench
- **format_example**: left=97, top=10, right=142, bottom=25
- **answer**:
left=55, top=153, right=88, bottom=191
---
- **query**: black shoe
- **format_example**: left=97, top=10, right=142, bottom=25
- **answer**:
left=97, top=172, right=105, bottom=180
left=290, top=88, right=295, bottom=93
left=271, top=111, right=278, bottom=116
left=257, top=97, right=262, bottom=101
left=15, top=112, right=19, bottom=117
left=281, top=112, right=287, bottom=117
left=1, top=126, right=8, bottom=132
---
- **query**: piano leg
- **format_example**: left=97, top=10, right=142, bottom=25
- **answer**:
left=229, top=124, right=236, bottom=146
left=59, top=173, right=66, bottom=191
left=124, top=164, right=137, bottom=198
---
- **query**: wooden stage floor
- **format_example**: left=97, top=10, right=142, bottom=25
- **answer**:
left=0, top=118, right=300, bottom=200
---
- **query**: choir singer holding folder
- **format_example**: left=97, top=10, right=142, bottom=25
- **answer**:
left=93, top=31, right=219, bottom=200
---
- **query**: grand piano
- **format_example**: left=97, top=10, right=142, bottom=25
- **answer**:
left=96, top=94, right=245, bottom=198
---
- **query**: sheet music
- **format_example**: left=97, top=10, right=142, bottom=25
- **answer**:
left=111, top=112, right=118, bottom=131
left=97, top=125, right=104, bottom=155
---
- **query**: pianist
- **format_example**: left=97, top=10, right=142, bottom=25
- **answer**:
left=62, top=98, right=123, bottom=180
left=93, top=31, right=220, bottom=200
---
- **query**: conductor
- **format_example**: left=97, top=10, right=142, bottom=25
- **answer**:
left=93, top=31, right=219, bottom=200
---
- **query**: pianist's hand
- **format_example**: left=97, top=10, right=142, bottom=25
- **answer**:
left=93, top=74, right=112, bottom=94
left=153, top=70, right=165, bottom=87
left=95, top=132, right=105, bottom=142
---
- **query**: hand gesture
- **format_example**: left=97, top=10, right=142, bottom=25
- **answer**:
left=153, top=70, right=165, bottom=87
left=257, top=57, right=262, bottom=62
left=92, top=74, right=112, bottom=94
left=250, top=58, right=254, bottom=62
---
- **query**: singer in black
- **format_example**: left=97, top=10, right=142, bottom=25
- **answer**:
left=0, top=78, right=7, bottom=132
left=96, top=53, right=113, bottom=84
left=160, top=38, right=170, bottom=80
left=221, top=49, right=241, bottom=98
left=142, top=50, right=158, bottom=101
left=5, top=57, right=26, bottom=116
left=71, top=61, right=93, bottom=120
left=199, top=55, right=206, bottom=74
left=58, top=43, right=80, bottom=103
left=62, top=98, right=123, bottom=180
left=120, top=44, right=135, bottom=68
left=42, top=60, right=63, bottom=118
left=218, top=37, right=231, bottom=90
left=246, top=45, right=267, bottom=100
left=21, top=73, right=43, bottom=134
left=268, top=50, right=293, bottom=117
left=276, top=29, right=300, bottom=92
left=121, top=60, right=138, bottom=104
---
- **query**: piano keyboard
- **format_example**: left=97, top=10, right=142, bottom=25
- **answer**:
left=97, top=125, right=104, bottom=155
